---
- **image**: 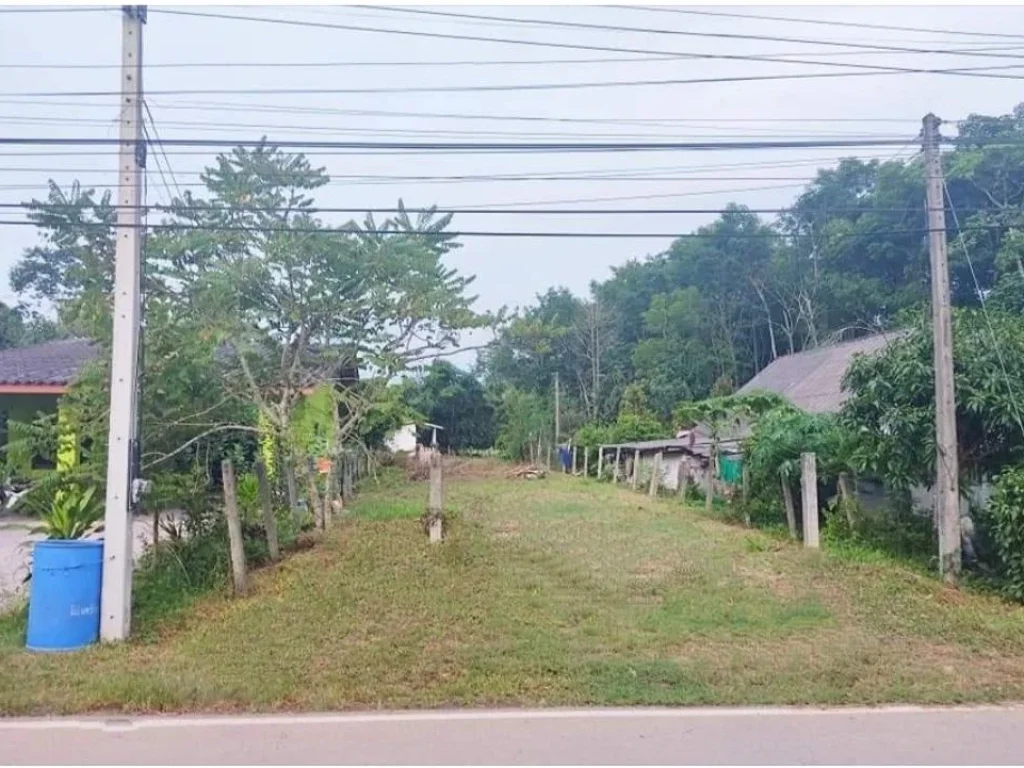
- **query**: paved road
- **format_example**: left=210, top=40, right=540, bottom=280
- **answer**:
left=3, top=706, right=1024, bottom=765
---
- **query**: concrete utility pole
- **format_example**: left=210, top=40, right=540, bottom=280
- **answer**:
left=922, top=113, right=962, bottom=584
left=100, top=5, right=146, bottom=642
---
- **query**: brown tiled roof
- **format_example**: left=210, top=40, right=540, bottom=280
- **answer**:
left=0, top=339, right=99, bottom=387
left=737, top=332, right=901, bottom=413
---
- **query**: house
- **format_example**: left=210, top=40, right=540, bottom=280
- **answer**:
left=0, top=339, right=99, bottom=473
left=736, top=332, right=899, bottom=413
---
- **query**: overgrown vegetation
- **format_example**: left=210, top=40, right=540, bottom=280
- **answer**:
left=5, top=467, right=1024, bottom=714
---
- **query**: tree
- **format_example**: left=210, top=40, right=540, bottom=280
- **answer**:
left=842, top=309, right=1024, bottom=490
left=403, top=360, right=496, bottom=452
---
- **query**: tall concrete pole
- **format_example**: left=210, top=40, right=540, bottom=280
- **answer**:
left=101, top=5, right=146, bottom=642
left=922, top=113, right=962, bottom=585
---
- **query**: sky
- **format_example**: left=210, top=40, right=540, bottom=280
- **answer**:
left=1, top=3, right=1024, bottom=359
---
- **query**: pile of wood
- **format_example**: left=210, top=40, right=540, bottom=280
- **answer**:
left=507, top=464, right=547, bottom=480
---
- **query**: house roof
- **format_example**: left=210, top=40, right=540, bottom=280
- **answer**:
left=736, top=332, right=899, bottom=413
left=0, top=339, right=99, bottom=393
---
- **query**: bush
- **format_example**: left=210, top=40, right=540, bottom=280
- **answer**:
left=132, top=512, right=278, bottom=636
left=988, top=466, right=1024, bottom=600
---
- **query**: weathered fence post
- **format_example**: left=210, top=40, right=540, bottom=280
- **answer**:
left=614, top=447, right=621, bottom=484
left=676, top=459, right=687, bottom=497
left=801, top=452, right=820, bottom=548
left=741, top=463, right=751, bottom=528
left=649, top=451, right=662, bottom=497
left=597, top=446, right=604, bottom=480
left=781, top=475, right=798, bottom=539
left=572, top=445, right=578, bottom=475
left=631, top=449, right=640, bottom=490
left=322, top=457, right=336, bottom=530
left=583, top=447, right=590, bottom=478
left=253, top=459, right=280, bottom=561
left=221, top=459, right=248, bottom=596
left=837, top=471, right=855, bottom=527
left=306, top=457, right=324, bottom=531
left=705, top=446, right=716, bottom=514
left=342, top=455, right=354, bottom=502
left=427, top=449, right=444, bottom=543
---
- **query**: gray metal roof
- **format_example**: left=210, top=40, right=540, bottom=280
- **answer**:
left=736, top=332, right=899, bottom=413
left=0, top=339, right=99, bottom=387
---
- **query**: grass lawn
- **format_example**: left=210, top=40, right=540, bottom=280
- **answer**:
left=4, top=459, right=1024, bottom=714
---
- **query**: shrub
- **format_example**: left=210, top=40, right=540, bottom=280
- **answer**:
left=989, top=465, right=1024, bottom=600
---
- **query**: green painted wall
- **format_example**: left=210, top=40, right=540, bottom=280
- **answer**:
left=0, top=393, right=61, bottom=474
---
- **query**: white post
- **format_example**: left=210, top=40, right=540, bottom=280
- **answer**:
left=613, top=447, right=621, bottom=483
left=923, top=113, right=962, bottom=584
left=801, top=452, right=820, bottom=548
left=649, top=451, right=662, bottom=497
left=428, top=449, right=444, bottom=543
left=597, top=446, right=604, bottom=480
left=100, top=5, right=146, bottom=643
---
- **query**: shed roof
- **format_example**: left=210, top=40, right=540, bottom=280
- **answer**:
left=0, top=339, right=99, bottom=393
left=736, top=332, right=899, bottom=413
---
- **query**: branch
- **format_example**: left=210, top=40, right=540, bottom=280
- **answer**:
left=141, top=424, right=260, bottom=471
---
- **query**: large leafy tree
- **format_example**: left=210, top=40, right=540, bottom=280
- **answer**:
left=402, top=360, right=496, bottom=452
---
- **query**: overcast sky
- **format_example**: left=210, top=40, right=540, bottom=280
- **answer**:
left=2, top=4, right=1023, bottom=354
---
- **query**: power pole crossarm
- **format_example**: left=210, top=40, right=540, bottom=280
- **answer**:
left=100, top=5, right=146, bottom=642
left=922, top=112, right=962, bottom=585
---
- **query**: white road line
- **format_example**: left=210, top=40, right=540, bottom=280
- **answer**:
left=1, top=704, right=1022, bottom=732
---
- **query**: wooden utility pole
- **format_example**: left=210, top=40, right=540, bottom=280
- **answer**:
left=922, top=113, right=962, bottom=584
left=100, top=5, right=146, bottom=643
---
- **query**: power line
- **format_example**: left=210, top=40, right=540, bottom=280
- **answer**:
left=0, top=202, right=949, bottom=216
left=146, top=8, right=1024, bottom=83
left=621, top=6, right=1024, bottom=43
left=0, top=5, right=115, bottom=13
left=11, top=58, right=1024, bottom=100
left=359, top=5, right=1024, bottom=63
left=0, top=137, right=935, bottom=152
left=0, top=218, right=1013, bottom=240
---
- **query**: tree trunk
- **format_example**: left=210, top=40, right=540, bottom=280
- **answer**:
left=838, top=471, right=855, bottom=528
left=254, top=459, right=280, bottom=561
left=284, top=459, right=300, bottom=523
left=221, top=459, right=248, bottom=596
left=782, top=475, right=798, bottom=539
left=305, top=457, right=324, bottom=530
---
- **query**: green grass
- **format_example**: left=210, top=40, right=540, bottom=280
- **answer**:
left=4, top=461, right=1024, bottom=714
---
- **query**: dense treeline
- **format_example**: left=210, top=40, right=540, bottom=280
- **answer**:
left=480, top=104, right=1024, bottom=439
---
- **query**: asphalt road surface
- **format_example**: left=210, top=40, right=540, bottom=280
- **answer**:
left=3, top=706, right=1024, bottom=765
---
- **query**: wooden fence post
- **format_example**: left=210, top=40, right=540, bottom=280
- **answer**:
left=801, top=452, right=820, bottom=548
left=597, top=446, right=604, bottom=480
left=322, top=457, right=336, bottom=530
left=782, top=475, right=798, bottom=539
left=631, top=449, right=640, bottom=491
left=221, top=459, right=248, bottom=596
left=741, top=463, right=751, bottom=528
left=649, top=451, right=662, bottom=497
left=572, top=445, right=578, bottom=475
left=583, top=447, right=590, bottom=478
left=676, top=459, right=688, bottom=498
left=614, top=447, right=621, bottom=484
left=253, top=459, right=280, bottom=561
left=306, top=457, right=324, bottom=530
left=427, top=449, right=444, bottom=543
left=342, top=455, right=354, bottom=502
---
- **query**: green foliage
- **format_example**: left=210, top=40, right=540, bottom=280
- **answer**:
left=401, top=360, right=496, bottom=451
left=495, top=388, right=550, bottom=461
left=842, top=309, right=1024, bottom=488
left=988, top=466, right=1024, bottom=600
left=28, top=484, right=102, bottom=540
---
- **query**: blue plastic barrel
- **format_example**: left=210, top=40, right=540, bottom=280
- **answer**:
left=26, top=540, right=103, bottom=652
